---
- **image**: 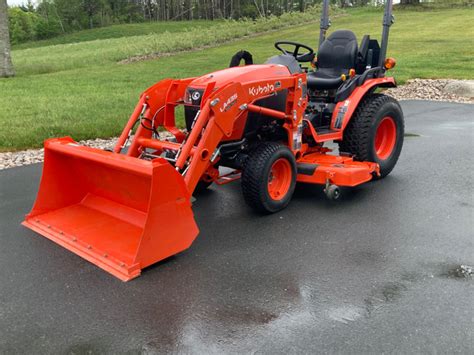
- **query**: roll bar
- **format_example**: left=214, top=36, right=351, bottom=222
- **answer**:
left=318, top=0, right=394, bottom=67
left=378, top=0, right=394, bottom=67
left=318, top=0, right=331, bottom=50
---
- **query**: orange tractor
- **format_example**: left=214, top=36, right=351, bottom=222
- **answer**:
left=23, top=0, right=404, bottom=281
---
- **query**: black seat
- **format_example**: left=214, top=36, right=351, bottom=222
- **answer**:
left=307, top=30, right=358, bottom=90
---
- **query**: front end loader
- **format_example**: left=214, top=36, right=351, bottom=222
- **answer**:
left=23, top=0, right=404, bottom=281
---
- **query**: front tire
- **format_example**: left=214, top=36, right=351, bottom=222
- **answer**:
left=339, top=94, right=404, bottom=178
left=242, top=142, right=296, bottom=213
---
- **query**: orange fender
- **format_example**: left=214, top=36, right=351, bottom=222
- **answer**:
left=331, top=77, right=396, bottom=131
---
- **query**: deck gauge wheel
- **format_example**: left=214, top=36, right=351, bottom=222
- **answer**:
left=324, top=184, right=341, bottom=201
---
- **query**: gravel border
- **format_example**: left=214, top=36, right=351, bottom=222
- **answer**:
left=1, top=79, right=472, bottom=170
left=0, top=138, right=118, bottom=170
left=385, top=79, right=473, bottom=104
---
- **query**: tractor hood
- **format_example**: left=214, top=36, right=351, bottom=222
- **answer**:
left=184, top=64, right=292, bottom=106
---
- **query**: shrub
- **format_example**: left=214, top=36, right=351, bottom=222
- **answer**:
left=34, top=17, right=63, bottom=40
left=8, top=7, right=39, bottom=44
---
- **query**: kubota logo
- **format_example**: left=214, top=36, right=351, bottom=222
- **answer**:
left=248, top=83, right=275, bottom=96
left=220, top=94, right=238, bottom=112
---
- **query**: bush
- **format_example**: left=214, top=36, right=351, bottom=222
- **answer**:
left=34, top=16, right=63, bottom=40
left=240, top=4, right=260, bottom=19
left=8, top=6, right=63, bottom=43
left=8, top=7, right=39, bottom=44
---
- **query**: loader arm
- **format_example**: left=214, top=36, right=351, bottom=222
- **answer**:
left=181, top=74, right=307, bottom=193
left=121, top=73, right=307, bottom=194
left=114, top=78, right=196, bottom=156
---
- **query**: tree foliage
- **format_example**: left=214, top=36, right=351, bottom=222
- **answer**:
left=8, top=0, right=335, bottom=44
left=11, top=0, right=461, bottom=45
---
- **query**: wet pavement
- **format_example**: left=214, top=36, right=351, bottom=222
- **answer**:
left=0, top=101, right=473, bottom=353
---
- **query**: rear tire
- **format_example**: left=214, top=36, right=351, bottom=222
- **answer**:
left=338, top=94, right=404, bottom=178
left=242, top=142, right=296, bottom=213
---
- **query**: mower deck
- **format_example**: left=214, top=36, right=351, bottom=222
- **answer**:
left=296, top=152, right=379, bottom=187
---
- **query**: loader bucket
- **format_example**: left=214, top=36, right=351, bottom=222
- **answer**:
left=22, top=137, right=198, bottom=281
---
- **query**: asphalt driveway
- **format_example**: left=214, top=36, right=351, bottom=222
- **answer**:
left=0, top=100, right=473, bottom=354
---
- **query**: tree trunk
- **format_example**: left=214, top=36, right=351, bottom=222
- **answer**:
left=0, top=0, right=14, bottom=78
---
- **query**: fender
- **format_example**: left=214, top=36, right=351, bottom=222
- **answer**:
left=331, top=77, right=396, bottom=131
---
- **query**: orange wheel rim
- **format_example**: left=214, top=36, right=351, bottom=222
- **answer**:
left=268, top=158, right=292, bottom=201
left=375, top=116, right=397, bottom=160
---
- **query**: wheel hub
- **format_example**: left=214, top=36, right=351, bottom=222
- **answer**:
left=267, top=158, right=292, bottom=201
left=374, top=116, right=397, bottom=160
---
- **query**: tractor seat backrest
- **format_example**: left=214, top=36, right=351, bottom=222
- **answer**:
left=318, top=30, right=358, bottom=75
left=356, top=35, right=370, bottom=73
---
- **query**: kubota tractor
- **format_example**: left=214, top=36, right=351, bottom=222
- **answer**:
left=23, top=0, right=404, bottom=281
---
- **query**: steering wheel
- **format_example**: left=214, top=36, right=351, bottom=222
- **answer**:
left=274, top=41, right=315, bottom=62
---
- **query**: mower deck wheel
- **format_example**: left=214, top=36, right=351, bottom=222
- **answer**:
left=242, top=142, right=296, bottom=213
left=324, top=184, right=341, bottom=201
left=338, top=93, right=404, bottom=178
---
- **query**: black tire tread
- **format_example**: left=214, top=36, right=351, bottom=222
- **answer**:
left=242, top=142, right=295, bottom=213
left=339, top=93, right=404, bottom=177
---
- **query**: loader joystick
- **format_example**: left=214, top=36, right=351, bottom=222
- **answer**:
left=274, top=41, right=314, bottom=62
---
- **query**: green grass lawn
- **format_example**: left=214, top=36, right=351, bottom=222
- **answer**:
left=9, top=9, right=325, bottom=77
left=0, top=7, right=473, bottom=151
left=12, top=20, right=220, bottom=50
